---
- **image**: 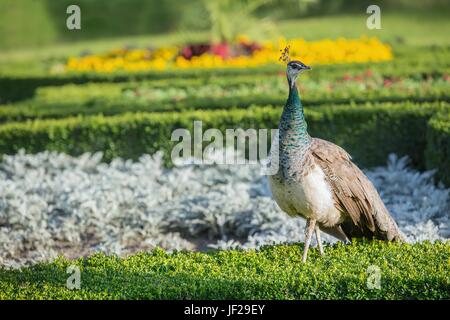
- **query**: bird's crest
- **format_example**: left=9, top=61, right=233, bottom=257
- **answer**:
left=279, top=45, right=291, bottom=64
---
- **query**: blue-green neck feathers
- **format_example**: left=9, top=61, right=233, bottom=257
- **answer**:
left=279, top=84, right=311, bottom=151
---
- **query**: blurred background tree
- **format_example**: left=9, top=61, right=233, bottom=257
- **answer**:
left=202, top=0, right=277, bottom=43
left=0, top=0, right=448, bottom=50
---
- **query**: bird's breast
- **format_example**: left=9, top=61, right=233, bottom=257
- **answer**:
left=269, top=164, right=344, bottom=227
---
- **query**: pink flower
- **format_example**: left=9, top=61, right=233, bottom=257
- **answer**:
left=210, top=43, right=231, bottom=59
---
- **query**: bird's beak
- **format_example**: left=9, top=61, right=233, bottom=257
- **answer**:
left=303, top=65, right=312, bottom=70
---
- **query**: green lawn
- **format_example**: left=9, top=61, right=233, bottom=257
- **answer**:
left=279, top=12, right=450, bottom=46
left=1, top=241, right=448, bottom=299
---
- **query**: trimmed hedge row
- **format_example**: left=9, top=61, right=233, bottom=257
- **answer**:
left=0, top=68, right=278, bottom=104
left=1, top=46, right=448, bottom=103
left=0, top=101, right=448, bottom=175
left=0, top=241, right=448, bottom=299
left=1, top=75, right=448, bottom=123
left=426, top=111, right=450, bottom=185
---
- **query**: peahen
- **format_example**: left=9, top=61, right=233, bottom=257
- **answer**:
left=268, top=49, right=404, bottom=262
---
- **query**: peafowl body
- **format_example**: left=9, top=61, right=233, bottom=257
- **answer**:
left=268, top=60, right=404, bottom=262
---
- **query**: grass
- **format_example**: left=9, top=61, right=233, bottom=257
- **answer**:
left=279, top=11, right=450, bottom=46
left=0, top=240, right=448, bottom=299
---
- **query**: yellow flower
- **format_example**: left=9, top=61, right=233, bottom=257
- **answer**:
left=64, top=36, right=393, bottom=73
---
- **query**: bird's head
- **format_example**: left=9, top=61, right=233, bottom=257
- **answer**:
left=286, top=60, right=311, bottom=87
left=279, top=45, right=311, bottom=88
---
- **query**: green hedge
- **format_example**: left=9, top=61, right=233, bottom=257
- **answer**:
left=426, top=111, right=450, bottom=185
left=0, top=240, right=448, bottom=299
left=0, top=68, right=277, bottom=104
left=1, top=75, right=448, bottom=123
left=1, top=45, right=448, bottom=103
left=0, top=101, right=447, bottom=172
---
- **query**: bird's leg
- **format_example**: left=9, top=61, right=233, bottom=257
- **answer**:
left=302, top=219, right=316, bottom=263
left=315, top=225, right=324, bottom=255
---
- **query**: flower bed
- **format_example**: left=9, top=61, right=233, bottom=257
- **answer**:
left=65, top=37, right=393, bottom=73
left=1, top=45, right=446, bottom=104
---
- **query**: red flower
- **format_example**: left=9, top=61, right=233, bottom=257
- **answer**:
left=343, top=74, right=352, bottom=81
left=210, top=43, right=231, bottom=59
left=181, top=47, right=192, bottom=59
left=383, top=79, right=393, bottom=87
left=180, top=44, right=210, bottom=60
left=354, top=75, right=363, bottom=83
left=364, top=69, right=373, bottom=78
left=239, top=41, right=262, bottom=55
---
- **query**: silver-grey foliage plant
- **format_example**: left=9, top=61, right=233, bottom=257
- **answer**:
left=0, top=150, right=448, bottom=268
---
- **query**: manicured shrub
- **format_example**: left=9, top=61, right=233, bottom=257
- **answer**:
left=0, top=241, right=448, bottom=299
left=0, top=46, right=448, bottom=103
left=0, top=68, right=277, bottom=103
left=1, top=74, right=448, bottom=123
left=426, top=111, right=450, bottom=185
left=0, top=102, right=447, bottom=172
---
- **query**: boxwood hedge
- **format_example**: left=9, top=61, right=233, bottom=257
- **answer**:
left=0, top=240, right=448, bottom=299
left=426, top=111, right=450, bottom=185
left=0, top=101, right=448, bottom=176
left=0, top=76, right=448, bottom=123
left=1, top=45, right=448, bottom=103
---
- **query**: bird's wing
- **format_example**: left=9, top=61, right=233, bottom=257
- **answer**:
left=310, top=138, right=403, bottom=241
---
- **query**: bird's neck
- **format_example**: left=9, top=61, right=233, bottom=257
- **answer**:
left=279, top=84, right=311, bottom=151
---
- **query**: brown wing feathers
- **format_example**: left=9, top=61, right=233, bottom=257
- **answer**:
left=310, top=138, right=403, bottom=241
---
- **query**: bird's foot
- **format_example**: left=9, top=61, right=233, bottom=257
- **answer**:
left=302, top=219, right=317, bottom=263
left=315, top=225, right=324, bottom=255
